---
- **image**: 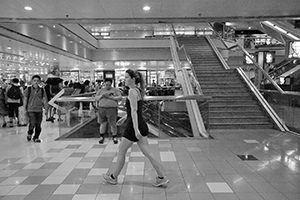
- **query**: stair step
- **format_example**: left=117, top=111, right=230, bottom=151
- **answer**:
left=201, top=85, right=245, bottom=89
left=210, top=116, right=269, bottom=123
left=178, top=36, right=275, bottom=130
left=210, top=101, right=258, bottom=106
left=209, top=111, right=265, bottom=117
left=210, top=105, right=261, bottom=111
left=209, top=123, right=273, bottom=129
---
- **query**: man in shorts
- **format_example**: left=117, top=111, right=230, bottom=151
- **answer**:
left=95, top=78, right=122, bottom=144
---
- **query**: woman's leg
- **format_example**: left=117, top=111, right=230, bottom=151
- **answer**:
left=137, top=137, right=164, bottom=177
left=111, top=137, right=133, bottom=178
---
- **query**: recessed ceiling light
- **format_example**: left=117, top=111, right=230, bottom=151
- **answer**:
left=24, top=6, right=32, bottom=11
left=57, top=34, right=61, bottom=37
left=6, top=46, right=12, bottom=50
left=53, top=25, right=56, bottom=28
left=39, top=25, right=44, bottom=28
left=143, top=6, right=150, bottom=11
left=69, top=41, right=73, bottom=43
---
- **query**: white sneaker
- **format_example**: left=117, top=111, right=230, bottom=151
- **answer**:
left=102, top=172, right=118, bottom=185
left=152, top=176, right=169, bottom=187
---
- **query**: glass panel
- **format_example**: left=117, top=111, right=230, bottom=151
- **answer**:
left=56, top=96, right=210, bottom=139
left=262, top=91, right=300, bottom=134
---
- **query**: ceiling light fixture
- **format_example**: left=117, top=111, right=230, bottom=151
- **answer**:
left=6, top=47, right=12, bottom=50
left=24, top=6, right=32, bottom=11
left=143, top=6, right=150, bottom=11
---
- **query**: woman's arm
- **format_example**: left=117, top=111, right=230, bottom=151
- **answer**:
left=128, top=88, right=142, bottom=140
left=94, top=89, right=103, bottom=101
left=107, top=89, right=122, bottom=101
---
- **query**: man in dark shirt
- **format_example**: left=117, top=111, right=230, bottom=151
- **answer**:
left=24, top=75, right=48, bottom=143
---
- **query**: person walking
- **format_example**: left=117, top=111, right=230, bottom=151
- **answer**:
left=95, top=78, right=122, bottom=144
left=102, top=69, right=169, bottom=187
left=24, top=75, right=48, bottom=143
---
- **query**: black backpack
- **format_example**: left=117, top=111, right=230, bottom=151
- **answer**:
left=7, top=85, right=22, bottom=100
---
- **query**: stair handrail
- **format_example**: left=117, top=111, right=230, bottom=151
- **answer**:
left=168, top=23, right=203, bottom=95
left=205, top=36, right=230, bottom=70
left=236, top=68, right=288, bottom=132
left=172, top=39, right=203, bottom=94
left=170, top=36, right=209, bottom=138
left=207, top=22, right=285, bottom=94
left=237, top=43, right=285, bottom=94
left=206, top=24, right=288, bottom=131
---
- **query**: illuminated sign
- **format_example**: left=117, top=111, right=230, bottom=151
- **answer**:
left=287, top=41, right=300, bottom=59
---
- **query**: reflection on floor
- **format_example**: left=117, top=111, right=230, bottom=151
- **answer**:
left=0, top=120, right=300, bottom=200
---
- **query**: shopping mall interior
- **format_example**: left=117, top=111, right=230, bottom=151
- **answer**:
left=0, top=1, right=300, bottom=200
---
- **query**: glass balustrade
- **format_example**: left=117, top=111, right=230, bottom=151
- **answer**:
left=54, top=95, right=210, bottom=140
left=262, top=90, right=300, bottom=133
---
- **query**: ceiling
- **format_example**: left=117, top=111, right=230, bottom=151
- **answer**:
left=0, top=0, right=300, bottom=71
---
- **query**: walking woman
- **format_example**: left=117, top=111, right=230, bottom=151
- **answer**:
left=102, top=69, right=169, bottom=187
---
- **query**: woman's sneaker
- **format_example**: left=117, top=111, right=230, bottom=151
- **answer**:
left=27, top=134, right=32, bottom=141
left=102, top=172, right=117, bottom=185
left=99, top=136, right=105, bottom=144
left=152, top=176, right=169, bottom=187
left=113, top=137, right=118, bottom=144
left=33, top=138, right=41, bottom=143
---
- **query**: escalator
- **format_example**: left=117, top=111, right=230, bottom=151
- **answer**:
left=142, top=101, right=193, bottom=137
left=269, top=59, right=300, bottom=79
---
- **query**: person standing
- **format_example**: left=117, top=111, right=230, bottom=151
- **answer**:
left=5, top=78, right=23, bottom=127
left=102, top=69, right=169, bottom=187
left=0, top=81, right=8, bottom=127
left=24, top=75, right=48, bottom=143
left=95, top=78, right=122, bottom=144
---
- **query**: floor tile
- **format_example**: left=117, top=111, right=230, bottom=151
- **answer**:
left=41, top=175, right=67, bottom=185
left=7, top=185, right=38, bottom=195
left=0, top=177, right=27, bottom=186
left=0, top=185, right=15, bottom=195
left=20, top=176, right=47, bottom=185
left=244, top=140, right=259, bottom=144
left=160, top=152, right=176, bottom=162
left=76, top=184, right=100, bottom=194
left=206, top=182, right=233, bottom=193
left=72, top=194, right=97, bottom=200
left=95, top=193, right=120, bottom=200
left=53, top=184, right=80, bottom=194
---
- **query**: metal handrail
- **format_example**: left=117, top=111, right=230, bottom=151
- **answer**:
left=56, top=94, right=211, bottom=102
left=205, top=36, right=230, bottom=70
left=207, top=22, right=285, bottom=94
left=237, top=43, right=285, bottom=94
left=170, top=36, right=209, bottom=138
left=237, top=68, right=288, bottom=131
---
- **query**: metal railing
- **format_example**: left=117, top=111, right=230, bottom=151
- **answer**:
left=207, top=22, right=288, bottom=132
left=169, top=36, right=209, bottom=138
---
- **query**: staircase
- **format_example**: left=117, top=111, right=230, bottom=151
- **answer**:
left=177, top=36, right=274, bottom=129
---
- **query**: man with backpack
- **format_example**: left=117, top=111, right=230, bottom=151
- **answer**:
left=24, top=75, right=48, bottom=143
left=5, top=78, right=23, bottom=127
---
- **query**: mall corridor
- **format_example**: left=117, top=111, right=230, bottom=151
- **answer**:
left=0, top=121, right=299, bottom=200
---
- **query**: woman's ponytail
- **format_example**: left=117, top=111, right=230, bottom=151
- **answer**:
left=136, top=71, right=145, bottom=98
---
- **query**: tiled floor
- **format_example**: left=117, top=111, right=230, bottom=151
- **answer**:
left=0, top=120, right=300, bottom=200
